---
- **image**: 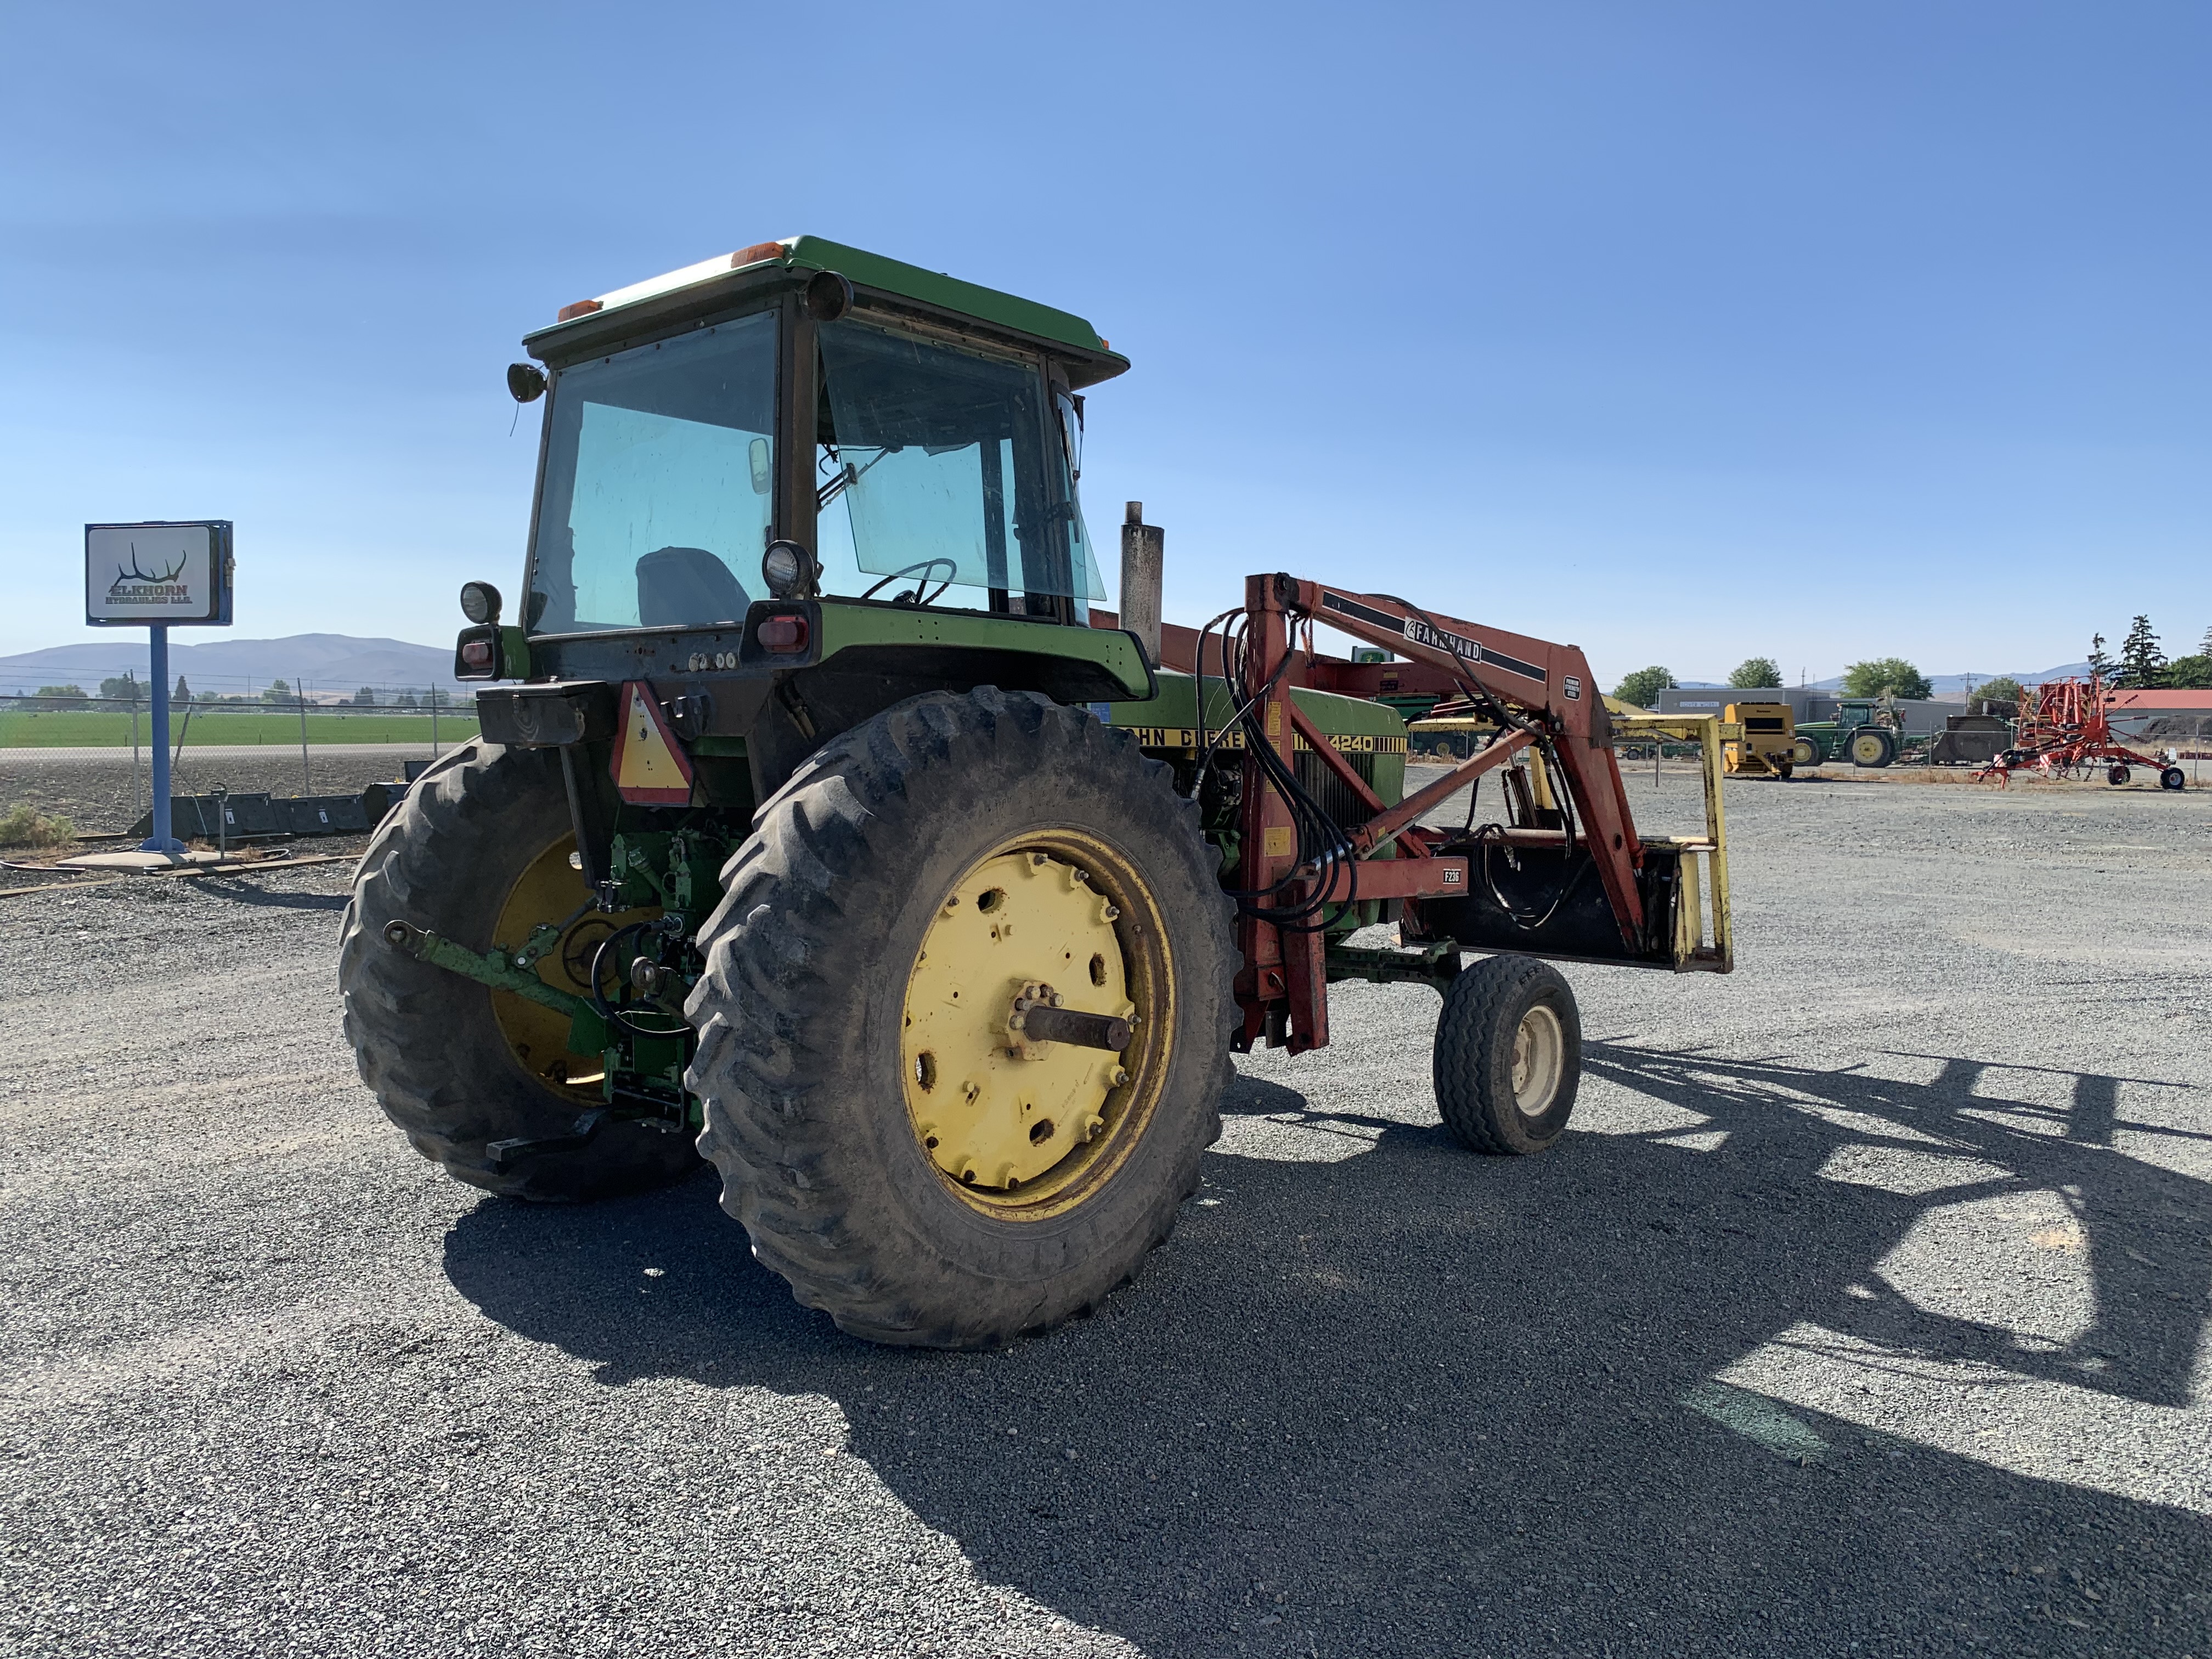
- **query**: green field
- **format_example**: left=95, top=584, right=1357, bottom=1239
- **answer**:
left=0, top=710, right=480, bottom=748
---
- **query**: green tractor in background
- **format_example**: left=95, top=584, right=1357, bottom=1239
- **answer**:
left=1790, top=696, right=1909, bottom=770
left=338, top=238, right=1418, bottom=1347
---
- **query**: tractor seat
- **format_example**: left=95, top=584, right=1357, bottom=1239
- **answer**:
left=636, top=546, right=750, bottom=627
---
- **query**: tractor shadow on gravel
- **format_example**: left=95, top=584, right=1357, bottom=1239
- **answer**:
left=190, top=877, right=351, bottom=913
left=443, top=1051, right=2212, bottom=1657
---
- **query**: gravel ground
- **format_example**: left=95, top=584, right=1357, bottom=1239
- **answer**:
left=1, top=746, right=447, bottom=835
left=2, top=769, right=2208, bottom=1657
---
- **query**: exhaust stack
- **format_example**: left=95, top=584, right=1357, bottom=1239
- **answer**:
left=1119, top=501, right=1164, bottom=669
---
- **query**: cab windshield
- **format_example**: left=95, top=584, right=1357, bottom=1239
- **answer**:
left=528, top=312, right=778, bottom=635
left=526, top=309, right=1101, bottom=635
left=814, top=319, right=1101, bottom=613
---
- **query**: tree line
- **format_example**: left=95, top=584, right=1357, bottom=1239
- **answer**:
left=1611, top=616, right=2212, bottom=711
left=11, top=674, right=456, bottom=710
left=1610, top=656, right=1937, bottom=711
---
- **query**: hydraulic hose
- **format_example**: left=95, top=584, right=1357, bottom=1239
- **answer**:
left=1210, top=610, right=1364, bottom=932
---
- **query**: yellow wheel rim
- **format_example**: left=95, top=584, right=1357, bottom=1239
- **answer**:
left=489, top=835, right=659, bottom=1102
left=901, top=830, right=1173, bottom=1219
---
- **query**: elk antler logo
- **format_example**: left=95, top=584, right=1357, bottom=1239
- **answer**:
left=110, top=543, right=189, bottom=591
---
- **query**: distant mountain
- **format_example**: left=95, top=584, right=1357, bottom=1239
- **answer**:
left=1922, top=665, right=2097, bottom=694
left=0, top=633, right=462, bottom=697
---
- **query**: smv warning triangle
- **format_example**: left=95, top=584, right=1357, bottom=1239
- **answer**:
left=611, top=681, right=695, bottom=805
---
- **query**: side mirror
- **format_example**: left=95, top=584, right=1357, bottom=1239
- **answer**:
left=1054, top=388, right=1084, bottom=479
left=506, top=363, right=548, bottom=403
left=749, top=436, right=771, bottom=495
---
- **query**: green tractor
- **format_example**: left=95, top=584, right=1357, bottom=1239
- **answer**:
left=341, top=236, right=1725, bottom=1348
left=1790, top=697, right=1908, bottom=770
left=340, top=238, right=1404, bottom=1346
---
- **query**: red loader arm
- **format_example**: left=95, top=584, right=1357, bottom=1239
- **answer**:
left=1228, top=574, right=1655, bottom=1053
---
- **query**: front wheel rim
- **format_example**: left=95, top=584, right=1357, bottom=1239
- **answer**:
left=1509, top=1003, right=1565, bottom=1114
left=900, top=830, right=1174, bottom=1220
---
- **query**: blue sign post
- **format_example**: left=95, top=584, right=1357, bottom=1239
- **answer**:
left=84, top=522, right=234, bottom=860
left=142, top=625, right=181, bottom=853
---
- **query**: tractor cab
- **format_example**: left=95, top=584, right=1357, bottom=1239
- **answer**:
left=460, top=237, right=1150, bottom=793
left=471, top=237, right=1127, bottom=652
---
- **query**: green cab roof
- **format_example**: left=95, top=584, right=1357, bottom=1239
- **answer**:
left=527, top=235, right=1130, bottom=383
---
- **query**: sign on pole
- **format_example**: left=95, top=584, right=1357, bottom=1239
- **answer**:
left=84, top=522, right=235, bottom=856
left=85, top=522, right=233, bottom=627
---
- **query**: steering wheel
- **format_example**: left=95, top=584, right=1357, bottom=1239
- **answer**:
left=860, top=558, right=960, bottom=607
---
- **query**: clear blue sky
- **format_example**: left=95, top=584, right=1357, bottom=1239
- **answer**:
left=3, top=2, right=2205, bottom=687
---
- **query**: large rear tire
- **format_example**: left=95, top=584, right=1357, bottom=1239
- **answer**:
left=340, top=742, right=703, bottom=1201
left=1848, top=727, right=1897, bottom=769
left=686, top=689, right=1237, bottom=1348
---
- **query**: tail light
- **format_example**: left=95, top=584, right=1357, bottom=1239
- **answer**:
left=757, top=613, right=809, bottom=654
left=455, top=625, right=500, bottom=680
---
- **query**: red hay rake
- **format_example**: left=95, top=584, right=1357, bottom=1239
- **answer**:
left=1975, top=672, right=2187, bottom=791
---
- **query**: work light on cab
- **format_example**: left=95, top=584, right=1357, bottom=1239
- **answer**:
left=760, top=540, right=816, bottom=600
left=459, top=582, right=503, bottom=625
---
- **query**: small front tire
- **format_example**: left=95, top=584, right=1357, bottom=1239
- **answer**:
left=2108, top=764, right=2131, bottom=787
left=2161, top=766, right=2187, bottom=792
left=1433, top=956, right=1582, bottom=1156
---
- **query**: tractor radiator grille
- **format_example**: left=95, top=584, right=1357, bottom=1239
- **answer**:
left=1297, top=748, right=1379, bottom=829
